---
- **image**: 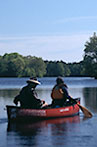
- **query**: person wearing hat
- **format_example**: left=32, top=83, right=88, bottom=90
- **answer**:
left=51, top=77, right=72, bottom=107
left=13, top=77, right=48, bottom=109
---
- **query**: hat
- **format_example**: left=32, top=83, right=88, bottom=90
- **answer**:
left=27, top=77, right=40, bottom=85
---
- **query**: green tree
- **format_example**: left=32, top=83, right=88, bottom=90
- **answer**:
left=83, top=32, right=97, bottom=78
left=68, top=62, right=85, bottom=77
left=24, top=56, right=46, bottom=77
left=0, top=56, right=8, bottom=76
left=0, top=53, right=25, bottom=77
left=23, top=67, right=36, bottom=77
left=46, top=61, right=65, bottom=77
left=7, top=57, right=25, bottom=77
left=61, top=61, right=71, bottom=76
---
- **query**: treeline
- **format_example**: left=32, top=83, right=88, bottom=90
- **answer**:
left=0, top=32, right=97, bottom=78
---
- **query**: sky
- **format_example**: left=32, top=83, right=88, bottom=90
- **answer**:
left=0, top=0, right=97, bottom=63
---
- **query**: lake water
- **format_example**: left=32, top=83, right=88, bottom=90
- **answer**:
left=0, top=77, right=97, bottom=147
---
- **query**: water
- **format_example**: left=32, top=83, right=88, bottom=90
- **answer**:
left=0, top=77, right=97, bottom=147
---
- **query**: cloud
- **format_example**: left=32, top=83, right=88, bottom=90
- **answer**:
left=0, top=33, right=92, bottom=62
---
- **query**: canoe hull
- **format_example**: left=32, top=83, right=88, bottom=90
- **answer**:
left=6, top=98, right=80, bottom=122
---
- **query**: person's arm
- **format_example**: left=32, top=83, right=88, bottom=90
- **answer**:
left=13, top=87, right=24, bottom=105
left=62, top=87, right=77, bottom=104
left=33, top=90, right=47, bottom=106
left=13, top=94, right=20, bottom=105
left=31, top=88, right=43, bottom=103
left=62, top=86, right=71, bottom=99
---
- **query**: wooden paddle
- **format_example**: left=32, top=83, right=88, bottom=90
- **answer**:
left=77, top=103, right=93, bottom=118
left=71, top=98, right=93, bottom=118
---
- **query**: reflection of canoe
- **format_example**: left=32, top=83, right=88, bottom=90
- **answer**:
left=7, top=115, right=80, bottom=132
left=6, top=98, right=80, bottom=122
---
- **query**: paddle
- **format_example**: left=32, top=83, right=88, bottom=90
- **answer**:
left=71, top=98, right=93, bottom=118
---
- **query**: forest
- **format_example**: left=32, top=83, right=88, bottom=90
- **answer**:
left=0, top=33, right=97, bottom=79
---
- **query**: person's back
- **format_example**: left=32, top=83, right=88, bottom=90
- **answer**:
left=51, top=77, right=71, bottom=107
left=16, top=85, right=41, bottom=108
left=13, top=77, right=47, bottom=109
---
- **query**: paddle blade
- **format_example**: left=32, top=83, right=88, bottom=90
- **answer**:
left=77, top=103, right=93, bottom=118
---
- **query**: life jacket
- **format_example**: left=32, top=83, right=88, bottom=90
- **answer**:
left=51, top=84, right=64, bottom=99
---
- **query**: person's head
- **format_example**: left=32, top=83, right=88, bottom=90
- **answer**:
left=56, top=77, right=64, bottom=85
left=56, top=77, right=67, bottom=87
left=26, top=77, right=40, bottom=88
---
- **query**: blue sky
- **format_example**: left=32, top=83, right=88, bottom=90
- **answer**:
left=0, top=0, right=97, bottom=62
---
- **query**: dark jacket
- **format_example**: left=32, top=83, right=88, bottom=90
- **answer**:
left=13, top=85, right=42, bottom=109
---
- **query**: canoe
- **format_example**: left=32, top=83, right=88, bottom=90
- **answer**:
left=6, top=98, right=80, bottom=122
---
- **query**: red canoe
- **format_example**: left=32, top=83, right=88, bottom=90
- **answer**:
left=6, top=98, right=80, bottom=122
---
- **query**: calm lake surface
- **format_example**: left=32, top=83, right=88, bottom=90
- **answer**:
left=0, top=77, right=97, bottom=147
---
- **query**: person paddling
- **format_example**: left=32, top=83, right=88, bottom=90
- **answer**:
left=51, top=77, right=73, bottom=107
left=13, top=77, right=48, bottom=109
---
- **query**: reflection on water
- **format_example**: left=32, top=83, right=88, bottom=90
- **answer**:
left=0, top=77, right=97, bottom=89
left=83, top=88, right=97, bottom=112
left=0, top=89, right=19, bottom=99
left=0, top=77, right=97, bottom=147
left=6, top=115, right=95, bottom=147
left=7, top=115, right=80, bottom=133
left=7, top=116, right=80, bottom=146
